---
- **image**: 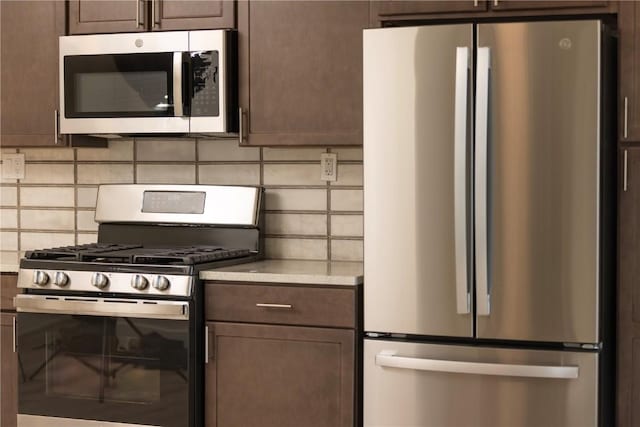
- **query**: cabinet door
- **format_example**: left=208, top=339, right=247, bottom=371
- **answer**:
left=205, top=322, right=354, bottom=427
left=238, top=1, right=367, bottom=146
left=1, top=314, right=17, bottom=427
left=68, top=0, right=146, bottom=34
left=0, top=1, right=64, bottom=146
left=620, top=0, right=640, bottom=142
left=490, top=0, right=609, bottom=11
left=619, top=147, right=640, bottom=427
left=151, top=0, right=234, bottom=31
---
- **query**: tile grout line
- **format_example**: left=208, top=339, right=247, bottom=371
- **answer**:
left=73, top=148, right=78, bottom=245
left=326, top=147, right=331, bottom=261
left=195, top=139, right=200, bottom=184
left=15, top=148, right=22, bottom=261
left=132, top=138, right=138, bottom=184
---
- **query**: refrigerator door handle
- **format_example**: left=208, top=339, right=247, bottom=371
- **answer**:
left=475, top=47, right=491, bottom=316
left=375, top=350, right=579, bottom=379
left=454, top=46, right=471, bottom=314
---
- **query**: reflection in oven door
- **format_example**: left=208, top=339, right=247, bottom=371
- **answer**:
left=17, top=312, right=191, bottom=427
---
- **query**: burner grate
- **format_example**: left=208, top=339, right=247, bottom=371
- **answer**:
left=26, top=243, right=143, bottom=261
left=132, top=246, right=251, bottom=265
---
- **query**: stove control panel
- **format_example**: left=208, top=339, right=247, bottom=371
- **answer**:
left=18, top=269, right=191, bottom=297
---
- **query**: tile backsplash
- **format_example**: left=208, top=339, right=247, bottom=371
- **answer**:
left=0, top=139, right=363, bottom=267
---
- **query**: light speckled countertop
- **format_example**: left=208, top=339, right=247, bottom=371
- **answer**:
left=0, top=264, right=19, bottom=274
left=200, top=260, right=363, bottom=286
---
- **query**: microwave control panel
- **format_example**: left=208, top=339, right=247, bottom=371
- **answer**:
left=191, top=51, right=219, bottom=117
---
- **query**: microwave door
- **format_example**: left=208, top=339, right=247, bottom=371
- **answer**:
left=61, top=51, right=189, bottom=134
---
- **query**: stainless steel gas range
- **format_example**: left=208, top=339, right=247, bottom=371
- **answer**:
left=14, top=184, right=263, bottom=427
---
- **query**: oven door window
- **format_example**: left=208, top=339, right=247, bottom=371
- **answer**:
left=18, top=312, right=190, bottom=427
left=64, top=53, right=175, bottom=118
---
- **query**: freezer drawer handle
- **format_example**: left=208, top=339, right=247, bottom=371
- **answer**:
left=375, top=350, right=579, bottom=379
left=256, top=303, right=293, bottom=309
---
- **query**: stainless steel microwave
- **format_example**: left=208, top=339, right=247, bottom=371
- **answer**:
left=59, top=30, right=237, bottom=136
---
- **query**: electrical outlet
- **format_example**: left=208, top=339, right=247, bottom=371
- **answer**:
left=320, top=153, right=338, bottom=182
left=1, top=154, right=25, bottom=180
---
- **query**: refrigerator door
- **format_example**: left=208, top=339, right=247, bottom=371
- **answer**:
left=364, top=25, right=474, bottom=337
left=475, top=21, right=601, bottom=343
left=364, top=339, right=597, bottom=427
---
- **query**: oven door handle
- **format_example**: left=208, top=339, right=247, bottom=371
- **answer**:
left=14, top=295, right=189, bottom=321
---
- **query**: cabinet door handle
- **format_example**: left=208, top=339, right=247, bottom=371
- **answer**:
left=205, top=325, right=210, bottom=363
left=136, top=0, right=142, bottom=27
left=238, top=107, right=245, bottom=144
left=474, top=0, right=478, bottom=6
left=12, top=316, right=17, bottom=353
left=624, top=96, right=629, bottom=139
left=256, top=303, right=293, bottom=309
left=493, top=0, right=499, bottom=5
left=624, top=149, right=629, bottom=192
left=54, top=110, right=60, bottom=145
left=152, top=0, right=160, bottom=27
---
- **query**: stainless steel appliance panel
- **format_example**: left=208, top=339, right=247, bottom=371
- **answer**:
left=364, top=339, right=597, bottom=427
left=476, top=21, right=600, bottom=343
left=364, top=25, right=474, bottom=337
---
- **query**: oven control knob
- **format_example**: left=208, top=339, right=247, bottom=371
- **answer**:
left=53, top=271, right=69, bottom=287
left=152, top=275, right=170, bottom=291
left=131, top=275, right=149, bottom=290
left=33, top=270, right=49, bottom=286
left=91, top=272, right=109, bottom=289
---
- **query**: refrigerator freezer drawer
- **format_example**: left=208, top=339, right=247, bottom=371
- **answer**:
left=364, top=339, right=597, bottom=427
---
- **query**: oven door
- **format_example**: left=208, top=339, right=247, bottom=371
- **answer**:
left=15, top=295, right=192, bottom=427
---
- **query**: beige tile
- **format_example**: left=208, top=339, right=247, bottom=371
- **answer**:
left=0, top=149, right=17, bottom=155
left=137, top=164, right=196, bottom=184
left=330, top=215, right=363, bottom=237
left=21, top=187, right=75, bottom=207
left=136, top=139, right=196, bottom=161
left=0, top=162, right=17, bottom=184
left=23, top=163, right=74, bottom=184
left=1, top=209, right=17, bottom=229
left=21, top=210, right=74, bottom=231
left=263, top=164, right=324, bottom=186
left=0, top=232, right=18, bottom=251
left=198, top=139, right=260, bottom=161
left=263, top=147, right=326, bottom=161
left=264, top=238, right=327, bottom=260
left=0, top=186, right=17, bottom=206
left=77, top=211, right=98, bottom=231
left=76, top=139, right=134, bottom=161
left=21, top=232, right=75, bottom=251
left=77, top=187, right=99, bottom=208
left=332, top=148, right=363, bottom=161
left=330, top=189, right=363, bottom=212
left=264, top=189, right=327, bottom=211
left=0, top=251, right=19, bottom=269
left=329, top=164, right=363, bottom=187
left=77, top=233, right=98, bottom=245
left=331, top=239, right=363, bottom=261
left=21, top=148, right=74, bottom=161
left=265, top=213, right=327, bottom=236
left=77, top=164, right=133, bottom=184
left=199, top=164, right=260, bottom=186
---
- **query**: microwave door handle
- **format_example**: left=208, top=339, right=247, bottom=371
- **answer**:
left=173, top=52, right=184, bottom=117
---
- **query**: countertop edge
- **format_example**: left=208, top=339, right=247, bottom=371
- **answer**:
left=200, top=271, right=363, bottom=286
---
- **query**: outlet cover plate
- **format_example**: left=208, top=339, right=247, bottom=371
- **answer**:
left=320, top=153, right=337, bottom=182
left=2, top=154, right=25, bottom=179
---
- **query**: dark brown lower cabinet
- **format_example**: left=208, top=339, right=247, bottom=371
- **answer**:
left=618, top=147, right=640, bottom=427
left=1, top=313, right=17, bottom=427
left=205, top=322, right=355, bottom=427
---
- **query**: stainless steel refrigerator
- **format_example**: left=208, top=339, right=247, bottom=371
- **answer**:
left=363, top=20, right=616, bottom=427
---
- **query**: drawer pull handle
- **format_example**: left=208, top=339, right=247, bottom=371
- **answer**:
left=256, top=303, right=293, bottom=309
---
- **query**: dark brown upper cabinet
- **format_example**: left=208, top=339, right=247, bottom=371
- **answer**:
left=238, top=1, right=368, bottom=146
left=68, top=0, right=235, bottom=34
left=0, top=1, right=65, bottom=147
left=371, top=0, right=614, bottom=26
left=620, top=0, right=640, bottom=143
left=618, top=147, right=640, bottom=427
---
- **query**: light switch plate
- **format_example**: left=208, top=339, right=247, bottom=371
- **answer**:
left=2, top=154, right=25, bottom=179
left=320, top=153, right=337, bottom=182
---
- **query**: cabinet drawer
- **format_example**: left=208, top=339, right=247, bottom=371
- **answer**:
left=205, top=283, right=356, bottom=328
